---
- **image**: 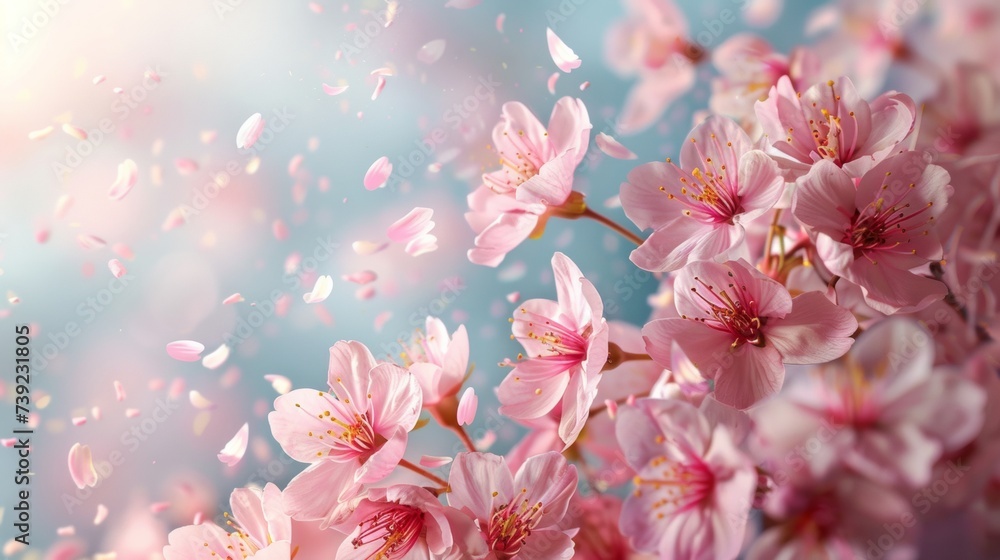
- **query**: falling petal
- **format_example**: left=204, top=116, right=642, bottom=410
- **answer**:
left=162, top=207, right=187, bottom=231
left=352, top=240, right=389, bottom=255
left=387, top=207, right=435, bottom=243
left=417, top=40, right=446, bottom=64
left=189, top=390, right=214, bottom=410
left=322, top=83, right=349, bottom=96
left=595, top=132, right=638, bottom=160
left=68, top=443, right=99, bottom=489
left=77, top=234, right=107, bottom=250
left=506, top=291, right=520, bottom=303
left=370, top=67, right=395, bottom=76
left=457, top=387, right=478, bottom=426
left=108, top=159, right=138, bottom=201
left=217, top=422, right=249, bottom=466
left=150, top=502, right=171, bottom=514
left=125, top=408, right=140, bottom=418
left=166, top=340, right=204, bottom=362
left=108, top=259, right=127, bottom=279
left=344, top=270, right=378, bottom=286
left=174, top=158, right=198, bottom=175
left=272, top=219, right=289, bottom=241
left=385, top=1, right=399, bottom=26
left=72, top=417, right=87, bottom=426
left=93, top=504, right=108, bottom=525
left=303, top=275, right=334, bottom=303
left=579, top=81, right=590, bottom=91
left=114, top=381, right=126, bottom=401
left=28, top=126, right=54, bottom=140
left=405, top=233, right=438, bottom=257
left=236, top=113, right=264, bottom=149
left=202, top=344, right=230, bottom=370
left=200, top=130, right=217, bottom=144
left=371, top=76, right=386, bottom=100
left=264, top=374, right=292, bottom=395
left=374, top=311, right=393, bottom=331
left=193, top=411, right=212, bottom=436
left=363, top=156, right=392, bottom=190
left=498, top=261, right=526, bottom=282
left=314, top=305, right=334, bottom=326
left=288, top=154, right=304, bottom=176
left=54, top=194, right=73, bottom=218
left=496, top=13, right=505, bottom=32
left=62, top=123, right=88, bottom=140
left=57, top=526, right=76, bottom=536
left=355, top=285, right=376, bottom=300
left=419, top=455, right=453, bottom=468
left=92, top=75, right=106, bottom=85
left=547, top=72, right=560, bottom=95
left=546, top=27, right=581, bottom=72
left=222, top=293, right=244, bottom=305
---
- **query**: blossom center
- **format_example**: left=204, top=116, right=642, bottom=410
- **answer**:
left=294, top=392, right=379, bottom=457
left=662, top=134, right=743, bottom=224
left=222, top=512, right=263, bottom=557
left=843, top=176, right=935, bottom=258
left=352, top=505, right=424, bottom=560
left=485, top=130, right=545, bottom=193
left=683, top=273, right=764, bottom=347
left=633, top=452, right=715, bottom=513
left=488, top=489, right=545, bottom=557
left=516, top=307, right=590, bottom=360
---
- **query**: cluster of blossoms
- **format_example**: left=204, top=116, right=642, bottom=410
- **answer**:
left=163, top=0, right=1000, bottom=558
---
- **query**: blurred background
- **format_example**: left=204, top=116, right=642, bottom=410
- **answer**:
left=0, top=0, right=823, bottom=555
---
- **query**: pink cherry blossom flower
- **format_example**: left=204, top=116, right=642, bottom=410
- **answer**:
left=752, top=318, right=986, bottom=490
left=562, top=494, right=657, bottom=560
left=616, top=398, right=757, bottom=560
left=792, top=152, right=953, bottom=314
left=163, top=483, right=291, bottom=560
left=268, top=340, right=422, bottom=525
left=643, top=259, right=858, bottom=409
left=755, top=75, right=916, bottom=180
left=448, top=451, right=579, bottom=559
left=604, top=0, right=700, bottom=134
left=498, top=252, right=609, bottom=447
left=620, top=115, right=784, bottom=272
left=334, top=485, right=488, bottom=559
left=398, top=316, right=469, bottom=408
left=747, top=470, right=917, bottom=560
left=709, top=34, right=819, bottom=128
left=466, top=97, right=591, bottom=267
